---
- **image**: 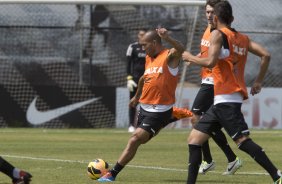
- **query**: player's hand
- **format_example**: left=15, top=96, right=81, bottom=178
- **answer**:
left=182, top=51, right=192, bottom=62
left=127, top=79, right=137, bottom=92
left=156, top=28, right=169, bottom=39
left=250, top=82, right=262, bottom=96
left=129, top=96, right=139, bottom=108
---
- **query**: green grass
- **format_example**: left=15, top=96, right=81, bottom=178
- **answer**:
left=0, top=128, right=281, bottom=184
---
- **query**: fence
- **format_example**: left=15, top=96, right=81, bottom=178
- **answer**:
left=0, top=1, right=281, bottom=128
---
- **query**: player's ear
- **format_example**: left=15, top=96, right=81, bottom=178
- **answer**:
left=152, top=39, right=157, bottom=46
left=229, top=16, right=234, bottom=24
left=213, top=15, right=218, bottom=25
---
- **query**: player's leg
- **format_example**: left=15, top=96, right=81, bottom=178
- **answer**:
left=198, top=140, right=216, bottom=174
left=192, top=84, right=240, bottom=174
left=217, top=103, right=281, bottom=182
left=0, top=157, right=32, bottom=184
left=187, top=106, right=220, bottom=184
left=191, top=84, right=215, bottom=173
left=99, top=108, right=172, bottom=182
left=187, top=129, right=207, bottom=184
left=210, top=129, right=242, bottom=175
left=128, top=87, right=137, bottom=132
left=210, top=130, right=236, bottom=163
left=238, top=138, right=280, bottom=182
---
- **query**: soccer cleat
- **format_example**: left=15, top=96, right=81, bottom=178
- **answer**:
left=199, top=161, right=216, bottom=174
left=222, top=157, right=242, bottom=175
left=128, top=125, right=135, bottom=133
left=98, top=172, right=115, bottom=182
left=12, top=171, right=32, bottom=184
left=172, top=107, right=193, bottom=120
left=273, top=170, right=282, bottom=184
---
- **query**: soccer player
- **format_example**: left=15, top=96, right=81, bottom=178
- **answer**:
left=126, top=29, right=192, bottom=132
left=192, top=0, right=241, bottom=175
left=126, top=29, right=147, bottom=133
left=0, top=156, right=32, bottom=184
left=182, top=1, right=281, bottom=183
left=98, top=28, right=185, bottom=182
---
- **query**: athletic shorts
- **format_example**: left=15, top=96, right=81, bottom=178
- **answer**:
left=137, top=107, right=172, bottom=138
left=194, top=103, right=250, bottom=141
left=191, top=84, right=214, bottom=115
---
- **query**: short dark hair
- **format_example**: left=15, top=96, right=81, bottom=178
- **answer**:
left=214, top=1, right=233, bottom=25
left=205, top=0, right=222, bottom=7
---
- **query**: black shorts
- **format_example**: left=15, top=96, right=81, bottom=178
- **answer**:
left=137, top=107, right=172, bottom=137
left=194, top=103, right=250, bottom=141
left=191, top=84, right=214, bottom=115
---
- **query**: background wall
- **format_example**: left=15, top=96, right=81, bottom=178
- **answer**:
left=0, top=1, right=281, bottom=128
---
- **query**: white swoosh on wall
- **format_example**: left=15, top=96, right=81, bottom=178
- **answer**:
left=26, top=96, right=101, bottom=125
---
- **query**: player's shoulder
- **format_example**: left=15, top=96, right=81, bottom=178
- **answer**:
left=236, top=30, right=249, bottom=40
left=209, top=29, right=224, bottom=42
left=129, top=41, right=139, bottom=47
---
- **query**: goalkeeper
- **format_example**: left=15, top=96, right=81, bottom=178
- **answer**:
left=126, top=29, right=147, bottom=133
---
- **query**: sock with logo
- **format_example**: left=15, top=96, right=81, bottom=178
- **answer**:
left=187, top=144, right=202, bottom=184
left=201, top=140, right=212, bottom=163
left=110, top=162, right=124, bottom=178
left=210, top=130, right=237, bottom=162
left=239, top=139, right=280, bottom=181
left=0, top=157, right=15, bottom=179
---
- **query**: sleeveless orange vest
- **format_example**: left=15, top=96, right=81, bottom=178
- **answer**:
left=200, top=26, right=213, bottom=79
left=139, top=49, right=178, bottom=105
left=212, top=27, right=249, bottom=100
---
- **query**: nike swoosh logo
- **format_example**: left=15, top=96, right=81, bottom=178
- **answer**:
left=142, top=123, right=150, bottom=127
left=202, top=163, right=214, bottom=173
left=227, top=160, right=238, bottom=172
left=26, top=96, right=101, bottom=125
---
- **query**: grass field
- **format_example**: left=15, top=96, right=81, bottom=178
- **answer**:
left=0, top=128, right=281, bottom=184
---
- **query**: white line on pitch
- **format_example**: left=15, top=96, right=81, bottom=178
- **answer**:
left=2, top=154, right=269, bottom=176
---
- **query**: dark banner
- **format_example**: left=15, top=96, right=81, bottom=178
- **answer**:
left=0, top=84, right=116, bottom=128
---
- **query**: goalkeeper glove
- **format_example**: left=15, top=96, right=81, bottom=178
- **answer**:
left=127, top=75, right=137, bottom=92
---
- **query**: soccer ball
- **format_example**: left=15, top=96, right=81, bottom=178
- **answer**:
left=87, top=158, right=109, bottom=180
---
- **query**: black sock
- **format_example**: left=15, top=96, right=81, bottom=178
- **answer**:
left=239, top=139, right=280, bottom=181
left=0, top=157, right=15, bottom=179
left=187, top=144, right=202, bottom=184
left=110, top=162, right=124, bottom=178
left=210, top=130, right=237, bottom=162
left=202, top=140, right=212, bottom=163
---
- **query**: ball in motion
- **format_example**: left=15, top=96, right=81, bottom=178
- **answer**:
left=87, top=158, right=109, bottom=180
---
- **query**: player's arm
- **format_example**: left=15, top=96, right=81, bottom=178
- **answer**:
left=182, top=30, right=222, bottom=68
left=126, top=44, right=138, bottom=91
left=126, top=44, right=134, bottom=77
left=248, top=40, right=271, bottom=95
left=156, top=28, right=185, bottom=68
left=129, top=75, right=144, bottom=108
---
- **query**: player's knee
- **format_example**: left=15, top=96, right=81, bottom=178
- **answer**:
left=187, top=129, right=208, bottom=145
left=190, top=115, right=200, bottom=126
left=130, top=131, right=149, bottom=145
left=234, top=135, right=249, bottom=146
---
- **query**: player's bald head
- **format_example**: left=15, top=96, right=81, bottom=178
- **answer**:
left=143, top=30, right=162, bottom=44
